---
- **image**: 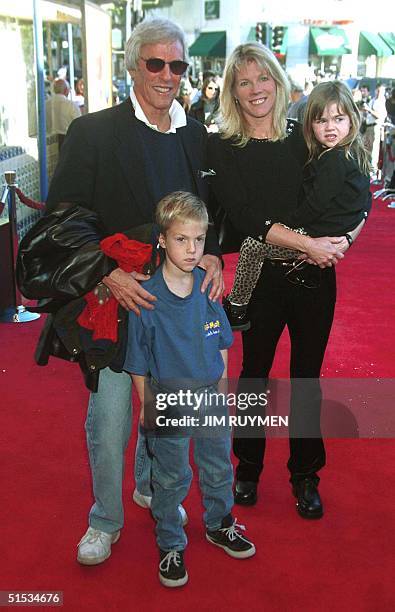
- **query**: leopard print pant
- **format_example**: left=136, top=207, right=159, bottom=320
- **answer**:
left=229, top=228, right=306, bottom=305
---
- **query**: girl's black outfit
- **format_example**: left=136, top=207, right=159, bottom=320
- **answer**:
left=207, top=121, right=335, bottom=487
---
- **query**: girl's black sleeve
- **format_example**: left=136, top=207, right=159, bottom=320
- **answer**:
left=283, top=150, right=347, bottom=229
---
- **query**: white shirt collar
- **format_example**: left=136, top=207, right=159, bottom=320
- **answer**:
left=129, top=87, right=186, bottom=133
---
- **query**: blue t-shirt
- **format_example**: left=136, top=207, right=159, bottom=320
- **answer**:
left=123, top=266, right=233, bottom=390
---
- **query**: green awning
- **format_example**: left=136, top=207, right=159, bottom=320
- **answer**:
left=359, top=31, right=392, bottom=57
left=247, top=27, right=257, bottom=43
left=309, top=27, right=351, bottom=55
left=379, top=32, right=395, bottom=54
left=189, top=31, right=226, bottom=58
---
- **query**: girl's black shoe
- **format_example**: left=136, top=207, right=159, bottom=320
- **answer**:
left=222, top=296, right=251, bottom=331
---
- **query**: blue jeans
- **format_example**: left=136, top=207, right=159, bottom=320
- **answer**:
left=85, top=367, right=152, bottom=533
left=147, top=387, right=234, bottom=551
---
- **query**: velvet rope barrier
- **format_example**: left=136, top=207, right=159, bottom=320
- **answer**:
left=15, top=187, right=45, bottom=211
left=0, top=171, right=41, bottom=323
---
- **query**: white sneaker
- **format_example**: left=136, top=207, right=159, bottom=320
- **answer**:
left=132, top=489, right=188, bottom=526
left=132, top=489, right=152, bottom=509
left=77, top=527, right=120, bottom=565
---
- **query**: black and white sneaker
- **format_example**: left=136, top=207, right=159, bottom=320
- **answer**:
left=206, top=515, right=256, bottom=559
left=159, top=549, right=188, bottom=588
left=222, top=296, right=251, bottom=332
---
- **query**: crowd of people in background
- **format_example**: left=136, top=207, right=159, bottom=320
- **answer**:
left=173, top=68, right=395, bottom=178
left=45, top=77, right=81, bottom=149
left=43, top=60, right=395, bottom=174
left=44, top=66, right=86, bottom=150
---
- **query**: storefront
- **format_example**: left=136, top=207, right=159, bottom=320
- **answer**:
left=309, top=26, right=351, bottom=78
left=0, top=1, right=83, bottom=237
left=188, top=30, right=226, bottom=75
left=358, top=31, right=393, bottom=77
left=0, top=0, right=112, bottom=238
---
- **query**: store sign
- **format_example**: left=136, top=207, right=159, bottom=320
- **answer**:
left=303, top=19, right=353, bottom=26
left=205, top=1, right=220, bottom=20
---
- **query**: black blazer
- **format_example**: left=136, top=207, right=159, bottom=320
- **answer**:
left=47, top=98, right=220, bottom=254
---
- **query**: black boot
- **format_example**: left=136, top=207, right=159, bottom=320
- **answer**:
left=292, top=477, right=323, bottom=519
left=222, top=296, right=251, bottom=332
left=234, top=480, right=258, bottom=506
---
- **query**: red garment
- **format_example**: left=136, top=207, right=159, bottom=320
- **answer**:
left=77, top=233, right=153, bottom=342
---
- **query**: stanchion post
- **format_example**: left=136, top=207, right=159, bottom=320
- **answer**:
left=0, top=171, right=40, bottom=323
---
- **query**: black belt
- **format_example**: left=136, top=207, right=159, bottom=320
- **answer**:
left=265, top=258, right=297, bottom=268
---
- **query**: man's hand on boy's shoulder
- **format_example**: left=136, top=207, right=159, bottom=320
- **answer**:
left=198, top=254, right=224, bottom=301
left=103, top=268, right=157, bottom=315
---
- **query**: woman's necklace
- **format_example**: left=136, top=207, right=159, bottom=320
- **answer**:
left=250, top=129, right=272, bottom=141
left=250, top=135, right=270, bottom=142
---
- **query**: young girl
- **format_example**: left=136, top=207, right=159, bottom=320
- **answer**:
left=224, top=80, right=372, bottom=330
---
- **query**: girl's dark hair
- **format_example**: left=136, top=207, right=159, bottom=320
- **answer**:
left=201, top=76, right=219, bottom=101
left=303, top=80, right=371, bottom=175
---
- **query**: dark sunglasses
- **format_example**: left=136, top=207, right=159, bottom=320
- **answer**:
left=285, top=260, right=321, bottom=289
left=140, top=57, right=188, bottom=76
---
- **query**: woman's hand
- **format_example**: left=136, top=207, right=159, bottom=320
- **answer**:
left=303, top=236, right=345, bottom=267
left=303, top=219, right=366, bottom=264
left=336, top=236, right=351, bottom=255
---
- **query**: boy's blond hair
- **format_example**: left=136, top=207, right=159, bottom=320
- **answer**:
left=156, top=191, right=209, bottom=233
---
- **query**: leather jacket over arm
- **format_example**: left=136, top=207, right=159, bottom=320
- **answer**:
left=16, top=202, right=120, bottom=392
left=16, top=202, right=117, bottom=310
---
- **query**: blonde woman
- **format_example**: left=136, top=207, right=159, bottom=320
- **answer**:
left=208, top=45, right=369, bottom=517
left=224, top=80, right=371, bottom=328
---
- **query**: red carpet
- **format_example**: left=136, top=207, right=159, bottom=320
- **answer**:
left=1, top=195, right=394, bottom=611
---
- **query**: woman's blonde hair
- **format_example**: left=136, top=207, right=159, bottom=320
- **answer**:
left=303, top=81, right=371, bottom=176
left=219, top=42, right=290, bottom=146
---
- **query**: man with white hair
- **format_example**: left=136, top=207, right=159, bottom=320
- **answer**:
left=45, top=78, right=80, bottom=148
left=37, top=19, right=223, bottom=567
left=287, top=80, right=308, bottom=123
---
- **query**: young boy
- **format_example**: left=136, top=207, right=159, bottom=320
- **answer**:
left=124, top=191, right=255, bottom=588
